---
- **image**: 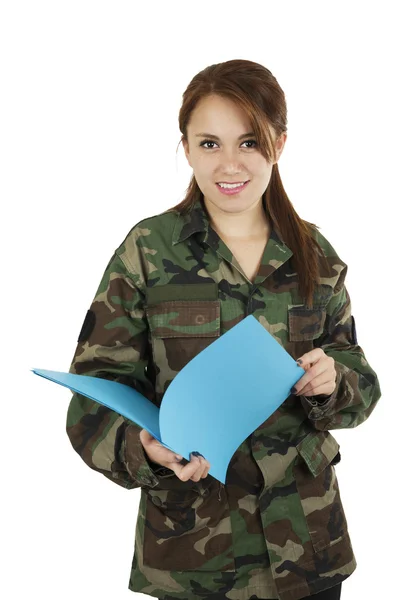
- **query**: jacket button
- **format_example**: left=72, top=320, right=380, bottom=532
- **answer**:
left=311, top=408, right=323, bottom=418
left=195, top=314, right=205, bottom=324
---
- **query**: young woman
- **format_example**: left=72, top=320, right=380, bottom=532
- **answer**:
left=66, top=59, right=381, bottom=600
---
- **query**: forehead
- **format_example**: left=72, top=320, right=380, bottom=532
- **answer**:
left=189, top=94, right=252, bottom=135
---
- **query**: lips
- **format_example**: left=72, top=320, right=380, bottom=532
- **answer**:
left=216, top=180, right=250, bottom=195
left=217, top=180, right=249, bottom=184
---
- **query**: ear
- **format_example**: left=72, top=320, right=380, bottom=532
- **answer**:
left=274, top=131, right=287, bottom=163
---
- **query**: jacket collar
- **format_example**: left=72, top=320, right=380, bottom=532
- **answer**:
left=172, top=195, right=293, bottom=286
left=172, top=196, right=210, bottom=246
left=172, top=194, right=289, bottom=249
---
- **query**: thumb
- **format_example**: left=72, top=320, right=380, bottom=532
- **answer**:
left=140, top=429, right=183, bottom=463
left=139, top=428, right=154, bottom=446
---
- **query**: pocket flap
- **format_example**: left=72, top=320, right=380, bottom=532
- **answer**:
left=146, top=282, right=218, bottom=305
left=145, top=300, right=220, bottom=338
left=296, top=431, right=340, bottom=478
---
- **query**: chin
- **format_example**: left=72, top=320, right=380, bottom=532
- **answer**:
left=205, top=198, right=253, bottom=217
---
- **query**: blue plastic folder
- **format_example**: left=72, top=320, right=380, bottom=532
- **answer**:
left=32, top=315, right=305, bottom=484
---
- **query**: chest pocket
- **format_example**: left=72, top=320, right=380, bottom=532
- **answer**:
left=287, top=305, right=327, bottom=341
left=144, top=283, right=220, bottom=378
left=287, top=284, right=332, bottom=343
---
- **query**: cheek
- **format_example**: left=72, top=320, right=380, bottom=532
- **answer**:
left=193, top=156, right=212, bottom=176
left=256, top=166, right=273, bottom=181
left=253, top=156, right=273, bottom=173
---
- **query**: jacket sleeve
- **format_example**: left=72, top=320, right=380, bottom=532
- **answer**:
left=298, top=265, right=381, bottom=431
left=65, top=250, right=176, bottom=490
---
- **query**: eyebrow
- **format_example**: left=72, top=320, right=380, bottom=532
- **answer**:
left=195, top=132, right=255, bottom=141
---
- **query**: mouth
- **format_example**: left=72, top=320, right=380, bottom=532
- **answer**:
left=216, top=180, right=250, bottom=185
left=216, top=180, right=250, bottom=194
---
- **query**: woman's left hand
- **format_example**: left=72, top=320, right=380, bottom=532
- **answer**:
left=292, top=348, right=337, bottom=397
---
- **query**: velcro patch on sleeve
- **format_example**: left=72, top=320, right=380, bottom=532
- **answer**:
left=77, top=309, right=96, bottom=342
left=351, top=315, right=358, bottom=345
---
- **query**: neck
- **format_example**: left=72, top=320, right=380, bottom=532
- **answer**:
left=203, top=197, right=270, bottom=239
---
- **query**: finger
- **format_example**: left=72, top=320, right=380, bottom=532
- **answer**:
left=198, top=457, right=211, bottom=479
left=176, top=457, right=211, bottom=481
left=189, top=455, right=204, bottom=481
left=180, top=455, right=204, bottom=482
left=296, top=348, right=324, bottom=369
left=142, top=440, right=183, bottom=468
left=167, top=447, right=183, bottom=461
left=293, top=359, right=329, bottom=395
left=139, top=428, right=151, bottom=443
left=140, top=429, right=163, bottom=451
left=190, top=455, right=211, bottom=479
left=174, top=455, right=197, bottom=481
left=201, top=463, right=210, bottom=478
left=299, top=373, right=335, bottom=396
left=157, top=449, right=183, bottom=468
left=191, top=455, right=208, bottom=481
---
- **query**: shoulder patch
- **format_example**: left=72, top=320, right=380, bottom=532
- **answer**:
left=351, top=315, right=357, bottom=345
left=77, top=309, right=96, bottom=342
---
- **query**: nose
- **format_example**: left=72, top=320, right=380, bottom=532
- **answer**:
left=217, top=146, right=247, bottom=172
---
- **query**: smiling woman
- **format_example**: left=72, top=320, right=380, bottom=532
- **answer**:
left=65, top=58, right=381, bottom=600
left=171, top=71, right=328, bottom=310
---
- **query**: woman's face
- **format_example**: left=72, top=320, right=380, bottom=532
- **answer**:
left=182, top=94, right=286, bottom=216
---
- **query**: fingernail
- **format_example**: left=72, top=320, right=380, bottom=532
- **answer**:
left=191, top=451, right=205, bottom=459
left=296, top=359, right=302, bottom=365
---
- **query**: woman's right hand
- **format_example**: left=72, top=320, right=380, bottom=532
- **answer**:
left=139, top=428, right=211, bottom=482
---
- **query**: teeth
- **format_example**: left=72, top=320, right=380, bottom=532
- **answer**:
left=218, top=181, right=246, bottom=189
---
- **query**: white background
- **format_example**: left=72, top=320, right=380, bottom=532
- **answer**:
left=1, top=1, right=394, bottom=599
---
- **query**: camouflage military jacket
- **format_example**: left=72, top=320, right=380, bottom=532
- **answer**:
left=66, top=196, right=381, bottom=600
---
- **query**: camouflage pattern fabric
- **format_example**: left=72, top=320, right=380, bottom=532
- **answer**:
left=66, top=196, right=381, bottom=600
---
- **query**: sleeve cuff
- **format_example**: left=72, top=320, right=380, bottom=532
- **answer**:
left=301, top=392, right=334, bottom=406
left=122, top=423, right=161, bottom=488
left=299, top=367, right=342, bottom=419
left=141, top=446, right=177, bottom=478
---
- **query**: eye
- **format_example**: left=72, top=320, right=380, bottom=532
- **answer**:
left=199, top=139, right=257, bottom=149
left=242, top=139, right=257, bottom=149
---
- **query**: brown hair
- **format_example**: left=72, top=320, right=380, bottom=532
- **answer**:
left=168, top=59, right=330, bottom=309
